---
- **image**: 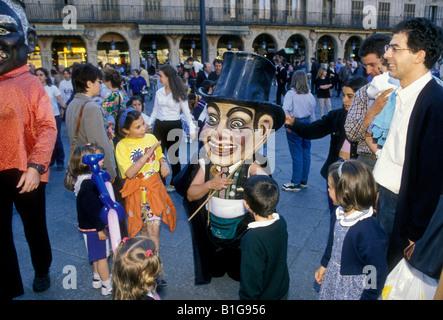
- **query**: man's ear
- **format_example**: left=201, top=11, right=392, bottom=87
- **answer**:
left=415, top=50, right=426, bottom=65
left=26, top=27, right=37, bottom=53
left=256, top=114, right=273, bottom=140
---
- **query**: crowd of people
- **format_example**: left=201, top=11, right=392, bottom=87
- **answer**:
left=2, top=0, right=441, bottom=301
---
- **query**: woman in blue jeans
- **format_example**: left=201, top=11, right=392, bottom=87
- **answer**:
left=282, top=70, right=316, bottom=192
left=285, top=76, right=368, bottom=213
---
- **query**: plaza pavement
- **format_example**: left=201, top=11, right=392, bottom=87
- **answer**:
left=13, top=85, right=345, bottom=301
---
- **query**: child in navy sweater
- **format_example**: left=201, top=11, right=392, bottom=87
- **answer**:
left=70, top=143, right=112, bottom=296
left=239, top=175, right=289, bottom=300
left=315, top=160, right=388, bottom=300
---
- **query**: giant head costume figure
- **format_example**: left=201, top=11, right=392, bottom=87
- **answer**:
left=0, top=0, right=36, bottom=75
left=199, top=51, right=285, bottom=168
left=184, top=51, right=285, bottom=284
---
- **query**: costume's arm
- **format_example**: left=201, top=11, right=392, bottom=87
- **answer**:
left=187, top=167, right=233, bottom=201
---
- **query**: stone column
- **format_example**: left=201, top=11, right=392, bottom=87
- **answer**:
left=207, top=35, right=219, bottom=65
left=165, top=35, right=182, bottom=66
left=37, top=37, right=53, bottom=70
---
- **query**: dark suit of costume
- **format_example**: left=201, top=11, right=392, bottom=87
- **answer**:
left=173, top=51, right=286, bottom=285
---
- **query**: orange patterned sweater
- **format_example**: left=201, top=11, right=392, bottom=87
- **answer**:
left=0, top=65, right=57, bottom=182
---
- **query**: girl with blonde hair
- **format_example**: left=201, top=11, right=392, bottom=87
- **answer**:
left=112, top=236, right=162, bottom=300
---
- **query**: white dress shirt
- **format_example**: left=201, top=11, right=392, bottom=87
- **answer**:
left=148, top=87, right=196, bottom=134
left=373, top=72, right=432, bottom=194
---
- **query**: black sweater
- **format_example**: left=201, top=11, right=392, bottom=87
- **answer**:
left=76, top=179, right=106, bottom=232
left=239, top=216, right=289, bottom=300
left=285, top=107, right=357, bottom=179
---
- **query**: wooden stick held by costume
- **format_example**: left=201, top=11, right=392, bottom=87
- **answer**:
left=187, top=134, right=268, bottom=222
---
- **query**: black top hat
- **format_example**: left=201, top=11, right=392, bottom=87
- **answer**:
left=199, top=51, right=285, bottom=130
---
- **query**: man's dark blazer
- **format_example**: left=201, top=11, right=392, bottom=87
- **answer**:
left=388, top=77, right=443, bottom=269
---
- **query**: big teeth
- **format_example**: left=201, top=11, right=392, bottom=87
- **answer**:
left=209, top=141, right=233, bottom=149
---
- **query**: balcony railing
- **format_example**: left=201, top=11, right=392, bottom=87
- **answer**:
left=25, top=4, right=440, bottom=29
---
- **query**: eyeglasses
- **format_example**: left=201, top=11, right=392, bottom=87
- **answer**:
left=384, top=44, right=413, bottom=53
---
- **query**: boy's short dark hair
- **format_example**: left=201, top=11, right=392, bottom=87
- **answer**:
left=358, top=33, right=391, bottom=59
left=343, top=76, right=369, bottom=93
left=72, top=63, right=102, bottom=94
left=244, top=175, right=279, bottom=218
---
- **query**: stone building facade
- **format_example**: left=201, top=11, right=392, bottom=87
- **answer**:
left=25, top=0, right=443, bottom=72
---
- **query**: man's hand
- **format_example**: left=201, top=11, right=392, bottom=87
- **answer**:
left=285, top=113, right=295, bottom=126
left=17, top=167, right=41, bottom=194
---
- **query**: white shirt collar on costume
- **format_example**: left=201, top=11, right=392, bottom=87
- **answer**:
left=335, top=206, right=373, bottom=227
left=248, top=213, right=280, bottom=229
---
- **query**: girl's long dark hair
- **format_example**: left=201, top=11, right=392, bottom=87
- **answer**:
left=36, top=67, right=52, bottom=86
left=159, top=65, right=187, bottom=102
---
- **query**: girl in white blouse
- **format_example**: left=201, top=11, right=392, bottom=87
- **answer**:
left=147, top=65, right=196, bottom=192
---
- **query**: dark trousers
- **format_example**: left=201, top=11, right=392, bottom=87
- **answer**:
left=276, top=85, right=286, bottom=106
left=153, top=119, right=183, bottom=184
left=50, top=115, right=65, bottom=166
left=375, top=185, right=398, bottom=243
left=0, top=169, right=52, bottom=299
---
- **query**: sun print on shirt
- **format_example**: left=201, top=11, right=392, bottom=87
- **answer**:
left=130, top=146, right=156, bottom=165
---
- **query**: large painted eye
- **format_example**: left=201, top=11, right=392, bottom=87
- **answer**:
left=230, top=119, right=245, bottom=129
left=0, top=28, right=11, bottom=36
left=206, top=114, right=218, bottom=126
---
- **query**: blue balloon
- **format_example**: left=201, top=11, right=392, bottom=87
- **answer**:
left=82, top=154, right=125, bottom=224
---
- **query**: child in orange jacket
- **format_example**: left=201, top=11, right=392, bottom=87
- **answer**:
left=115, top=108, right=176, bottom=255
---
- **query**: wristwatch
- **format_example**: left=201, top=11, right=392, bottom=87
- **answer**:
left=27, top=163, right=46, bottom=174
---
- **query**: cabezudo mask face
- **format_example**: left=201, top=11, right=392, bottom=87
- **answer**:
left=200, top=102, right=270, bottom=167
left=0, top=1, right=34, bottom=75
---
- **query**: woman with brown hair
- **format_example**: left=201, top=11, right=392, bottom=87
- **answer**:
left=282, top=70, right=316, bottom=192
left=147, top=65, right=196, bottom=192
left=102, top=68, right=126, bottom=121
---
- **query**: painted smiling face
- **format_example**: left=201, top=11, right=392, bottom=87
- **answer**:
left=200, top=102, right=272, bottom=167
left=0, top=1, right=36, bottom=75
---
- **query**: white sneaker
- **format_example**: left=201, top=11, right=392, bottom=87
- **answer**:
left=92, top=277, right=101, bottom=289
left=101, top=285, right=112, bottom=296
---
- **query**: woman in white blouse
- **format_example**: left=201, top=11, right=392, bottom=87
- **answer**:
left=147, top=65, right=196, bottom=192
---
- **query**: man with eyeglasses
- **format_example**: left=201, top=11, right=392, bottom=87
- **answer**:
left=372, top=18, right=443, bottom=273
left=344, top=33, right=392, bottom=170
